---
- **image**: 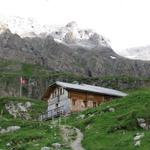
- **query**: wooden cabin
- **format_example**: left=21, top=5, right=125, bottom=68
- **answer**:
left=42, top=81, right=127, bottom=119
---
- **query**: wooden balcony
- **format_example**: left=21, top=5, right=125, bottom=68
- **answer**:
left=39, top=106, right=64, bottom=121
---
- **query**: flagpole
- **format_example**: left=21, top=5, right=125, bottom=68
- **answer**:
left=20, top=77, right=22, bottom=97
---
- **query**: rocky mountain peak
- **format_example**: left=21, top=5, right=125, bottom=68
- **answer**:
left=0, top=16, right=111, bottom=49
left=66, top=21, right=78, bottom=29
left=0, top=22, right=10, bottom=34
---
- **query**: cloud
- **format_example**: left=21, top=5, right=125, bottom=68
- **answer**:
left=0, top=0, right=150, bottom=49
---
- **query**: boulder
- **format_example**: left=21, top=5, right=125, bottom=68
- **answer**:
left=133, top=132, right=144, bottom=147
left=78, top=114, right=85, bottom=119
left=137, top=118, right=145, bottom=123
left=25, top=102, right=32, bottom=108
left=41, top=147, right=51, bottom=150
left=17, top=103, right=27, bottom=112
left=51, top=143, right=61, bottom=149
left=109, top=107, right=115, bottom=112
left=6, top=143, right=11, bottom=147
left=7, top=126, right=20, bottom=132
left=0, top=126, right=20, bottom=134
left=134, top=133, right=145, bottom=141
left=103, top=106, right=115, bottom=113
left=139, top=123, right=148, bottom=130
left=5, top=101, right=31, bottom=120
left=0, top=129, right=7, bottom=134
left=134, top=140, right=141, bottom=147
left=137, top=118, right=150, bottom=130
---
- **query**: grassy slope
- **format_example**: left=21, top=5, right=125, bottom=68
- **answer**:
left=0, top=97, right=70, bottom=150
left=0, top=59, right=50, bottom=78
left=1, top=59, right=150, bottom=150
left=64, top=89, right=150, bottom=150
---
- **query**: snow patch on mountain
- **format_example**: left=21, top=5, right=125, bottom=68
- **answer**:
left=0, top=16, right=111, bottom=49
left=117, top=46, right=150, bottom=61
left=110, top=56, right=116, bottom=59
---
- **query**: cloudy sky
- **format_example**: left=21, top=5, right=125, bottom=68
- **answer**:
left=0, top=0, right=150, bottom=50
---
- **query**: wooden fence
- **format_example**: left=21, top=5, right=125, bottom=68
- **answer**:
left=39, top=106, right=64, bottom=121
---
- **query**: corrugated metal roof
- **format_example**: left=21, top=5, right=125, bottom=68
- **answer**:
left=56, top=81, right=127, bottom=97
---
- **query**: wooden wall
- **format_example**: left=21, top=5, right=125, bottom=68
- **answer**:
left=44, top=85, right=116, bottom=113
left=68, top=90, right=109, bottom=112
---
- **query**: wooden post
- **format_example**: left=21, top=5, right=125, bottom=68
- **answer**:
left=28, top=78, right=31, bottom=98
left=20, top=77, right=22, bottom=97
left=52, top=110, right=54, bottom=124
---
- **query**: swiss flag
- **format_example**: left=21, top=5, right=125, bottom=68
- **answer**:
left=20, top=77, right=28, bottom=85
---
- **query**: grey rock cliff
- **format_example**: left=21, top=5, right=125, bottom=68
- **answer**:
left=0, top=27, right=150, bottom=78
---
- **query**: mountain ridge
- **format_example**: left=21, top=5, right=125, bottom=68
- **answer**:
left=0, top=19, right=150, bottom=78
left=0, top=16, right=111, bottom=49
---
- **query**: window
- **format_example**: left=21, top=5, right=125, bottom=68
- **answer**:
left=62, top=88, right=64, bottom=94
left=54, top=90, right=57, bottom=97
left=72, top=99, right=76, bottom=105
left=60, top=88, right=63, bottom=95
left=93, top=102, right=97, bottom=107
left=51, top=93, right=54, bottom=98
left=83, top=101, right=88, bottom=108
left=59, top=88, right=64, bottom=95
left=57, top=88, right=60, bottom=95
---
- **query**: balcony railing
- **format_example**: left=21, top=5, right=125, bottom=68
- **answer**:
left=39, top=106, right=64, bottom=121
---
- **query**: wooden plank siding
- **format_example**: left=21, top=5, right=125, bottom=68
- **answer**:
left=68, top=90, right=106, bottom=112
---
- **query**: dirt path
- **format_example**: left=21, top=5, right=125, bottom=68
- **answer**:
left=70, top=128, right=85, bottom=150
left=60, top=125, right=85, bottom=150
